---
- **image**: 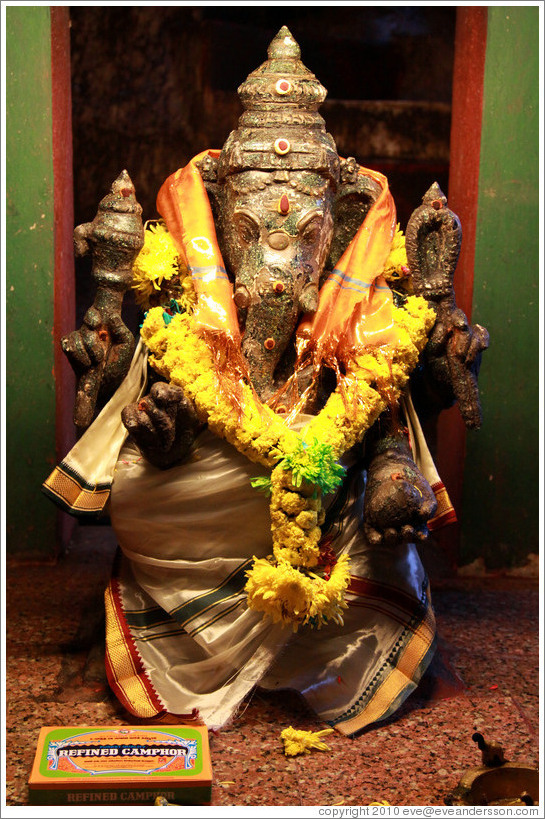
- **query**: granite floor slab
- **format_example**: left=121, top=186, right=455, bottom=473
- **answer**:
left=4, top=525, right=540, bottom=809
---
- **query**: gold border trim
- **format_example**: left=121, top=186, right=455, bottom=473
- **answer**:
left=333, top=604, right=436, bottom=736
left=104, top=581, right=162, bottom=719
left=42, top=464, right=110, bottom=515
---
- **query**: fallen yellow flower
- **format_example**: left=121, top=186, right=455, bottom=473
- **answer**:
left=280, top=726, right=335, bottom=757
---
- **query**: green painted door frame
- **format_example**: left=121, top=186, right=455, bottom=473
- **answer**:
left=460, top=6, right=540, bottom=568
left=6, top=6, right=75, bottom=559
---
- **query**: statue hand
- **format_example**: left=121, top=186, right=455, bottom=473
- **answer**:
left=425, top=303, right=490, bottom=428
left=62, top=305, right=135, bottom=428
left=363, top=447, right=437, bottom=548
left=428, top=304, right=488, bottom=363
left=448, top=311, right=489, bottom=367
left=121, top=382, right=203, bottom=469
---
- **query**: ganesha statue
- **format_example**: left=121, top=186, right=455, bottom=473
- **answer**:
left=43, top=28, right=488, bottom=735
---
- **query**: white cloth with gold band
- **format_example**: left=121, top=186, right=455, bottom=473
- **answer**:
left=44, top=342, right=445, bottom=735
left=109, top=429, right=436, bottom=735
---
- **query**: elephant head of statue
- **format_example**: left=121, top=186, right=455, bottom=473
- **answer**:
left=197, top=26, right=384, bottom=402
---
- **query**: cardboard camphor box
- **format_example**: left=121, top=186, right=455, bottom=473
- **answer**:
left=28, top=725, right=212, bottom=806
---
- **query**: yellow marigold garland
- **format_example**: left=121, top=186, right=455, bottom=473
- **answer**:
left=302, top=295, right=435, bottom=456
left=245, top=553, right=352, bottom=630
left=131, top=221, right=196, bottom=312
left=140, top=295, right=434, bottom=629
left=138, top=226, right=436, bottom=631
left=383, top=223, right=410, bottom=283
left=140, top=308, right=300, bottom=468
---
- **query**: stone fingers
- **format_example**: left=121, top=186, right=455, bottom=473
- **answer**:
left=131, top=395, right=175, bottom=453
left=61, top=330, right=93, bottom=370
left=363, top=521, right=430, bottom=548
left=61, top=303, right=114, bottom=372
left=61, top=319, right=105, bottom=372
left=121, top=401, right=166, bottom=458
left=465, top=324, right=490, bottom=366
left=121, top=382, right=202, bottom=469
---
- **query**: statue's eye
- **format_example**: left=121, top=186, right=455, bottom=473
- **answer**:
left=235, top=215, right=259, bottom=244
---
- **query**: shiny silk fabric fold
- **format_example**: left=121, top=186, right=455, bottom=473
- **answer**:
left=297, top=165, right=399, bottom=364
left=156, top=149, right=241, bottom=344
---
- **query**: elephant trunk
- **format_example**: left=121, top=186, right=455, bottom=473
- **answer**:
left=237, top=263, right=318, bottom=401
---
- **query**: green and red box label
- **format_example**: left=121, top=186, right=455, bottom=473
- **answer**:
left=29, top=725, right=212, bottom=805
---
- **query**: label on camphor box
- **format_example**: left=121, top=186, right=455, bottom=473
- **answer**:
left=28, top=725, right=212, bottom=806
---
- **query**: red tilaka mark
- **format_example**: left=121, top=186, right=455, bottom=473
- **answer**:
left=279, top=194, right=290, bottom=214
left=278, top=140, right=288, bottom=151
left=121, top=188, right=132, bottom=197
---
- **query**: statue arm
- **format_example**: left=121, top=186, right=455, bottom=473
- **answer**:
left=62, top=172, right=143, bottom=430
left=405, top=184, right=489, bottom=429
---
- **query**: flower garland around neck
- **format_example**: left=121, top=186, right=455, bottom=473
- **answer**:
left=134, top=221, right=435, bottom=631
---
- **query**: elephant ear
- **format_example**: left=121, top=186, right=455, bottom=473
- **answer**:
left=325, top=157, right=382, bottom=279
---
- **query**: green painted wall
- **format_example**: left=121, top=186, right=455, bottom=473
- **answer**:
left=6, top=6, right=58, bottom=558
left=460, top=6, right=539, bottom=568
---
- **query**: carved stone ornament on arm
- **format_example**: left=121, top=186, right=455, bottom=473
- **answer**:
left=405, top=183, right=490, bottom=429
left=62, top=171, right=144, bottom=429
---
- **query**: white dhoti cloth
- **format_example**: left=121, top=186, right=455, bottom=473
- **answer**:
left=44, top=342, right=445, bottom=736
left=108, top=432, right=435, bottom=736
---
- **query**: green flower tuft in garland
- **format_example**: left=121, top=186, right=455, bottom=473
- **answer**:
left=250, top=476, right=273, bottom=496
left=280, top=438, right=346, bottom=497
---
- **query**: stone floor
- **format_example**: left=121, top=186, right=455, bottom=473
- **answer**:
left=4, top=525, right=541, bottom=809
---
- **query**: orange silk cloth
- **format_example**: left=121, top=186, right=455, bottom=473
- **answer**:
left=298, top=165, right=400, bottom=364
left=156, top=150, right=401, bottom=364
left=156, top=149, right=241, bottom=343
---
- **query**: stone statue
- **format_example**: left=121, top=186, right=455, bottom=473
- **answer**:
left=44, top=28, right=488, bottom=735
